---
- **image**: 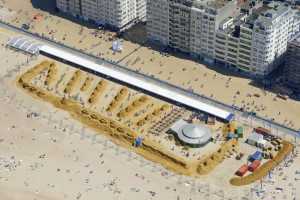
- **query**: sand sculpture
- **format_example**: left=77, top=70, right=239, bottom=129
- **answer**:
left=16, top=60, right=293, bottom=183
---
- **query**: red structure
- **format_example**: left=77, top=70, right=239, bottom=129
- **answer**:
left=254, top=127, right=271, bottom=135
left=248, top=160, right=261, bottom=172
left=254, top=127, right=276, bottom=140
left=235, top=164, right=248, bottom=176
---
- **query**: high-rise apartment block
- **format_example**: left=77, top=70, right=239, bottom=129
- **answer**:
left=285, top=33, right=300, bottom=93
left=215, top=1, right=300, bottom=76
left=147, top=0, right=300, bottom=77
left=56, top=0, right=146, bottom=31
left=147, top=0, right=239, bottom=63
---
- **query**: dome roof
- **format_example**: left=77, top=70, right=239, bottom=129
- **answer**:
left=182, top=124, right=210, bottom=139
left=177, top=124, right=212, bottom=146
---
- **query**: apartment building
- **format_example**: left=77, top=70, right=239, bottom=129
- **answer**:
left=56, top=0, right=146, bottom=31
left=147, top=0, right=239, bottom=63
left=56, top=0, right=81, bottom=15
left=148, top=0, right=300, bottom=77
left=285, top=33, right=300, bottom=93
left=215, top=1, right=300, bottom=76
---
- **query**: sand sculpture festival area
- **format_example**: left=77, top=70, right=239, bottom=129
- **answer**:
left=16, top=60, right=294, bottom=186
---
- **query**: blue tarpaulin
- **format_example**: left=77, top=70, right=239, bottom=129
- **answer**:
left=249, top=151, right=262, bottom=162
left=134, top=137, right=143, bottom=147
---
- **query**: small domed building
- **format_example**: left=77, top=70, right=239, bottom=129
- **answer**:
left=170, top=119, right=212, bottom=148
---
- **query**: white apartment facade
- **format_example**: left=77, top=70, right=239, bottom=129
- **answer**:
left=56, top=0, right=81, bottom=15
left=215, top=2, right=300, bottom=76
left=146, top=0, right=170, bottom=45
left=56, top=0, right=146, bottom=31
left=148, top=0, right=300, bottom=77
left=147, top=0, right=239, bottom=63
left=251, top=4, right=298, bottom=75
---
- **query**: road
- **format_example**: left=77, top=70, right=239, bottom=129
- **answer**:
left=0, top=20, right=299, bottom=139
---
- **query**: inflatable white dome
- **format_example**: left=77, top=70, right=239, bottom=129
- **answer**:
left=177, top=124, right=212, bottom=147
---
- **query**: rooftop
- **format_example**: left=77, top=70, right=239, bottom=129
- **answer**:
left=219, top=14, right=247, bottom=36
left=181, top=124, right=211, bottom=139
left=170, top=119, right=212, bottom=146
left=253, top=2, right=290, bottom=26
left=239, top=1, right=291, bottom=29
left=191, top=0, right=236, bottom=9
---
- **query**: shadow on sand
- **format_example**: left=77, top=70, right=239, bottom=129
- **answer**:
left=31, top=0, right=56, bottom=13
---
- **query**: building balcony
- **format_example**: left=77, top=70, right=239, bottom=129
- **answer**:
left=215, top=50, right=226, bottom=56
left=240, top=39, right=252, bottom=47
left=237, top=64, right=250, bottom=71
left=238, top=54, right=251, bottom=63
left=215, top=55, right=225, bottom=61
left=239, top=44, right=251, bottom=51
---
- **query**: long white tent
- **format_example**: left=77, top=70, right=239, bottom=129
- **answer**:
left=39, top=45, right=234, bottom=121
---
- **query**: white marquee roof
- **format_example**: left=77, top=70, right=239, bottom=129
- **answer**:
left=182, top=124, right=211, bottom=139
left=178, top=124, right=212, bottom=145
left=39, top=44, right=234, bottom=121
left=7, top=36, right=42, bottom=55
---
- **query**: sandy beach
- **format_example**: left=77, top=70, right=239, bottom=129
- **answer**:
left=0, top=26, right=298, bottom=200
left=0, top=1, right=299, bottom=200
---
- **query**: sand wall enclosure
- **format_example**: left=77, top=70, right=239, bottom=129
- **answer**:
left=64, top=70, right=83, bottom=95
left=17, top=60, right=255, bottom=180
left=106, top=88, right=128, bottom=113
left=17, top=61, right=196, bottom=175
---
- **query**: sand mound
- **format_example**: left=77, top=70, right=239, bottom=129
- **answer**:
left=197, top=139, right=238, bottom=175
